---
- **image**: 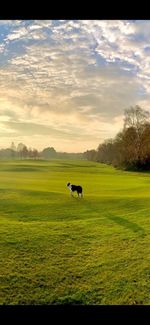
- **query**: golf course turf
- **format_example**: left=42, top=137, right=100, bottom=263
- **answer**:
left=0, top=159, right=149, bottom=304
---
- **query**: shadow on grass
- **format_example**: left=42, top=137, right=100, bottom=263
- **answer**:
left=107, top=214, right=145, bottom=235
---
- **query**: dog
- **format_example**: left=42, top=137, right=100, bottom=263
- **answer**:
left=67, top=182, right=83, bottom=198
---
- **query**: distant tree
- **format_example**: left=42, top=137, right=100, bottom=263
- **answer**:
left=17, top=143, right=25, bottom=152
left=32, top=149, right=39, bottom=159
left=57, top=152, right=84, bottom=160
left=0, top=148, right=14, bottom=159
left=21, top=145, right=28, bottom=159
left=10, top=142, right=17, bottom=159
left=42, top=147, right=57, bottom=159
left=17, top=143, right=24, bottom=158
left=96, top=139, right=115, bottom=164
left=84, top=149, right=97, bottom=161
left=10, top=142, right=16, bottom=151
left=17, top=143, right=28, bottom=159
left=57, top=152, right=68, bottom=159
left=28, top=147, right=33, bottom=159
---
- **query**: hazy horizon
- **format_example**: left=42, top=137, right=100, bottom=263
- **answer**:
left=0, top=142, right=84, bottom=153
left=0, top=20, right=150, bottom=153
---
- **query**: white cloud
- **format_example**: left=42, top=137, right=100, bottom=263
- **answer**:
left=0, top=20, right=150, bottom=151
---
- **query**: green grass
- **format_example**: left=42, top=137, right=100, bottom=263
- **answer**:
left=0, top=159, right=150, bottom=305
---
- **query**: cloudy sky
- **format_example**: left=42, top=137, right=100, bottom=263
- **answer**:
left=0, top=20, right=150, bottom=152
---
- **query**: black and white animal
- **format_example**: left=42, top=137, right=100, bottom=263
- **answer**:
left=67, top=182, right=83, bottom=197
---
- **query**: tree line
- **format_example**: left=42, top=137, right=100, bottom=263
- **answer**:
left=1, top=105, right=149, bottom=170
left=84, top=106, right=150, bottom=171
left=0, top=143, right=83, bottom=160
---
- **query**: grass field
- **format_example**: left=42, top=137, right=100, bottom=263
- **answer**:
left=0, top=159, right=150, bottom=305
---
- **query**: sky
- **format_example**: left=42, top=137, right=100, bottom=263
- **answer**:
left=0, top=20, right=150, bottom=153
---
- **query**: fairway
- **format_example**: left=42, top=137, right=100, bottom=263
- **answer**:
left=0, top=159, right=150, bottom=304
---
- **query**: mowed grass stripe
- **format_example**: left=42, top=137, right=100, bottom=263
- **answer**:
left=0, top=159, right=150, bottom=304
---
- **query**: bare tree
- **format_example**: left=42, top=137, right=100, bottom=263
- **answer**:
left=124, top=105, right=150, bottom=131
left=87, top=105, right=150, bottom=170
left=123, top=106, right=150, bottom=161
